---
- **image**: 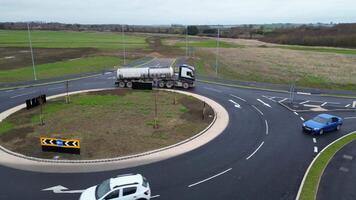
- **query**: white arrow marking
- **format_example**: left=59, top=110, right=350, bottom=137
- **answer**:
left=229, top=100, right=241, bottom=109
left=42, top=185, right=84, bottom=194
left=257, top=99, right=271, bottom=108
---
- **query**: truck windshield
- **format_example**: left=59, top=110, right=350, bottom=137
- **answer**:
left=313, top=116, right=328, bottom=124
left=95, top=179, right=111, bottom=199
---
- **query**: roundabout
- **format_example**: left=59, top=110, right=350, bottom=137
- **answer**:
left=0, top=59, right=355, bottom=200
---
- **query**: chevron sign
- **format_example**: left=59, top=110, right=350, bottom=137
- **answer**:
left=40, top=137, right=80, bottom=154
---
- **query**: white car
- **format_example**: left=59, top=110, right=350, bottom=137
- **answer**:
left=79, top=174, right=151, bottom=200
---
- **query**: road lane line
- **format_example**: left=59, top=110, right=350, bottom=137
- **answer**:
left=257, top=99, right=271, bottom=108
left=294, top=112, right=299, bottom=116
left=10, top=91, right=35, bottom=99
left=252, top=105, right=263, bottom=116
left=246, top=142, right=264, bottom=160
left=321, top=102, right=327, bottom=106
left=151, top=195, right=161, bottom=199
left=314, top=146, right=318, bottom=153
left=345, top=117, right=356, bottom=119
left=265, top=120, right=269, bottom=135
left=204, top=87, right=222, bottom=93
left=5, top=90, right=14, bottom=93
left=313, top=138, right=317, bottom=143
left=300, top=117, right=305, bottom=121
left=188, top=168, right=232, bottom=188
left=279, top=98, right=288, bottom=103
left=48, top=86, right=64, bottom=91
left=300, top=100, right=310, bottom=105
left=230, top=94, right=246, bottom=102
left=353, top=101, right=356, bottom=108
left=297, top=92, right=311, bottom=95
left=345, top=104, right=351, bottom=108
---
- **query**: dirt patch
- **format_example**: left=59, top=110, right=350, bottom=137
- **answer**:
left=0, top=90, right=214, bottom=160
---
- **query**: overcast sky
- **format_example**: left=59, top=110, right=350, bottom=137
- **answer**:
left=1, top=0, right=355, bottom=25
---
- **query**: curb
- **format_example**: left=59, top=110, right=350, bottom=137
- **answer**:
left=295, top=131, right=356, bottom=200
left=0, top=88, right=228, bottom=173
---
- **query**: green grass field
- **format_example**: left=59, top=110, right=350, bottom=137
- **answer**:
left=175, top=39, right=242, bottom=48
left=0, top=30, right=148, bottom=50
left=0, top=56, right=123, bottom=82
left=275, top=45, right=356, bottom=55
left=299, top=132, right=356, bottom=200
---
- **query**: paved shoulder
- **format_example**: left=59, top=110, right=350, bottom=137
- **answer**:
left=317, top=141, right=356, bottom=200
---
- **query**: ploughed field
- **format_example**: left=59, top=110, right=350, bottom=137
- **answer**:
left=0, top=89, right=214, bottom=160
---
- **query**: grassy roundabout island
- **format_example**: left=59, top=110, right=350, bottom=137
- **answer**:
left=0, top=89, right=214, bottom=160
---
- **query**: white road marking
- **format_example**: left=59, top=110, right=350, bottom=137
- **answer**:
left=279, top=98, right=288, bottom=103
left=104, top=72, right=112, bottom=75
left=321, top=102, right=327, bottom=107
left=257, top=99, right=271, bottom=108
left=204, top=87, right=222, bottom=93
left=294, top=112, right=299, bottom=116
left=345, top=117, right=356, bottom=120
left=230, top=94, right=246, bottom=102
left=151, top=195, right=161, bottom=199
left=252, top=105, right=264, bottom=116
left=188, top=168, right=232, bottom=188
left=246, top=142, right=264, bottom=160
left=10, top=91, right=35, bottom=99
left=300, top=117, right=305, bottom=121
left=5, top=90, right=14, bottom=93
left=42, top=185, right=84, bottom=194
left=353, top=101, right=356, bottom=108
left=229, top=100, right=241, bottom=109
left=314, top=146, right=318, bottom=153
left=265, top=120, right=269, bottom=135
left=48, top=86, right=64, bottom=91
left=262, top=95, right=276, bottom=102
left=345, top=104, right=351, bottom=108
left=313, top=138, right=317, bottom=143
left=297, top=92, right=311, bottom=95
left=300, top=100, right=310, bottom=105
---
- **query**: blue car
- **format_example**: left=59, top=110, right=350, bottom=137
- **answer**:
left=302, top=114, right=343, bottom=135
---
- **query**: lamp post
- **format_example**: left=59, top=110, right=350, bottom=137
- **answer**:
left=122, top=24, right=126, bottom=65
left=27, top=22, right=37, bottom=81
left=215, top=27, right=220, bottom=77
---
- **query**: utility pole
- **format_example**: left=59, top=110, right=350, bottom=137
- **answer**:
left=186, top=25, right=188, bottom=57
left=65, top=81, right=70, bottom=104
left=154, top=91, right=158, bottom=129
left=27, top=22, right=37, bottom=81
left=122, top=24, right=126, bottom=65
left=215, top=27, right=220, bottom=77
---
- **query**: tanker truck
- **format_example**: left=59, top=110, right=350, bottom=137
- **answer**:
left=115, top=64, right=195, bottom=89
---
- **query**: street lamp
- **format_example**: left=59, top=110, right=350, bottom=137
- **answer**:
left=27, top=22, right=37, bottom=81
left=215, top=27, right=220, bottom=77
left=122, top=24, right=126, bottom=65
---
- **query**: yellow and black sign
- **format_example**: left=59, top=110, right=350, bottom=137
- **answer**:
left=40, top=137, right=80, bottom=154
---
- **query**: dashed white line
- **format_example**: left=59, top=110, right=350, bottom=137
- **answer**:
left=345, top=117, right=356, bottom=120
left=279, top=98, right=288, bottom=103
left=230, top=94, right=246, bottom=102
left=300, top=100, right=310, bottom=105
left=345, top=104, right=351, bottom=108
left=10, top=91, right=35, bottom=99
left=297, top=92, right=311, bottom=95
left=188, top=168, right=232, bottom=188
left=48, top=87, right=64, bottom=91
left=300, top=117, right=305, bottom=121
left=151, top=195, right=161, bottom=199
left=353, top=101, right=356, bottom=108
left=265, top=120, right=269, bottom=135
left=246, top=142, right=264, bottom=160
left=321, top=102, right=327, bottom=107
left=252, top=105, right=264, bottom=116
left=313, top=138, right=317, bottom=143
left=314, top=146, right=318, bottom=153
left=5, top=90, right=14, bottom=93
left=257, top=99, right=271, bottom=108
left=294, top=112, right=299, bottom=116
left=204, top=87, right=222, bottom=93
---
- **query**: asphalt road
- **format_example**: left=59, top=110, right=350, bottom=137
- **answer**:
left=0, top=60, right=355, bottom=200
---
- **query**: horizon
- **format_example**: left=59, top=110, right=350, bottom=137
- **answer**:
left=1, top=0, right=356, bottom=25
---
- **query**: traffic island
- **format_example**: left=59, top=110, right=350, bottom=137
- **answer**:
left=297, top=132, right=356, bottom=200
left=0, top=89, right=214, bottom=160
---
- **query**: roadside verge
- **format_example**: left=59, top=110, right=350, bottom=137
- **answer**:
left=296, top=131, right=356, bottom=200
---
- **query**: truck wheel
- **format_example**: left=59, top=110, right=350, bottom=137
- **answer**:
left=126, top=82, right=133, bottom=88
left=183, top=82, right=189, bottom=89
left=166, top=82, right=174, bottom=89
left=118, top=82, right=125, bottom=88
left=158, top=82, right=165, bottom=88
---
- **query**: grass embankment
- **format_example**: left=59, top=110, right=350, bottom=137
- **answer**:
left=275, top=45, right=356, bottom=55
left=0, top=30, right=148, bottom=50
left=299, top=132, right=356, bottom=200
left=0, top=90, right=214, bottom=159
left=0, top=56, right=123, bottom=82
left=175, top=39, right=243, bottom=48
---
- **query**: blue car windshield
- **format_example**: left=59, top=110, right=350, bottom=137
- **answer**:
left=96, top=179, right=111, bottom=199
left=313, top=116, right=329, bottom=124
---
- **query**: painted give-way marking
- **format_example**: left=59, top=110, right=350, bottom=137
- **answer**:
left=42, top=185, right=84, bottom=194
left=188, top=168, right=232, bottom=188
left=257, top=99, right=271, bottom=108
left=246, top=141, right=264, bottom=160
left=229, top=99, right=241, bottom=109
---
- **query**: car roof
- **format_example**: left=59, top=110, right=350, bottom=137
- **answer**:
left=110, top=174, right=142, bottom=190
left=318, top=114, right=337, bottom=119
